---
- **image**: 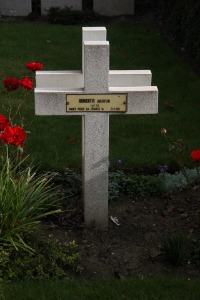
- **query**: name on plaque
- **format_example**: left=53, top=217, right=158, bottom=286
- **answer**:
left=66, top=94, right=127, bottom=112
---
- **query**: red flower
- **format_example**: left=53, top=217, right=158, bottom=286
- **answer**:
left=67, top=138, right=76, bottom=143
left=191, top=149, right=200, bottom=162
left=19, top=77, right=33, bottom=90
left=0, top=125, right=26, bottom=146
left=26, top=62, right=43, bottom=71
left=3, top=77, right=20, bottom=91
left=0, top=114, right=11, bottom=131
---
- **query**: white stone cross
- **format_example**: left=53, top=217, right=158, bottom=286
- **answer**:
left=34, top=27, right=158, bottom=230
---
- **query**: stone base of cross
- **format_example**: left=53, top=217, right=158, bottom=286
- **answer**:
left=34, top=27, right=158, bottom=230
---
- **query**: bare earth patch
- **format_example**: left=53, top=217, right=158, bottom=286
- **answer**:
left=40, top=187, right=200, bottom=279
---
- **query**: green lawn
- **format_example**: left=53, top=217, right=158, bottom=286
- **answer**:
left=0, top=22, right=199, bottom=171
left=3, top=277, right=200, bottom=300
left=0, top=20, right=200, bottom=300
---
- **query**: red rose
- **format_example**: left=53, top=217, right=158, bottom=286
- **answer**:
left=19, top=77, right=33, bottom=90
left=0, top=114, right=11, bottom=131
left=26, top=62, right=43, bottom=71
left=0, top=125, right=26, bottom=146
left=3, top=77, right=20, bottom=91
left=191, top=149, right=200, bottom=162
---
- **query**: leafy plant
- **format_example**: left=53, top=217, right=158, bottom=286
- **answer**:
left=110, top=170, right=164, bottom=199
left=120, top=173, right=163, bottom=198
left=108, top=171, right=123, bottom=201
left=161, top=128, right=200, bottom=189
left=54, top=169, right=165, bottom=202
left=191, top=239, right=200, bottom=266
left=0, top=238, right=81, bottom=281
left=54, top=165, right=200, bottom=202
left=47, top=6, right=97, bottom=25
left=54, top=169, right=122, bottom=201
left=159, top=167, right=200, bottom=192
left=53, top=168, right=82, bottom=199
left=162, top=231, right=189, bottom=266
left=0, top=152, right=61, bottom=252
left=0, top=108, right=62, bottom=252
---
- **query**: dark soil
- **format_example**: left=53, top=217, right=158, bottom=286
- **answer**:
left=40, top=186, right=200, bottom=279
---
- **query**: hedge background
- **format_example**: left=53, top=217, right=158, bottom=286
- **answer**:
left=159, top=0, right=200, bottom=64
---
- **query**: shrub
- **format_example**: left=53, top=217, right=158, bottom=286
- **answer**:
left=0, top=109, right=62, bottom=252
left=159, top=168, right=200, bottom=192
left=0, top=153, right=61, bottom=252
left=54, top=169, right=164, bottom=201
left=121, top=173, right=163, bottom=198
left=110, top=171, right=164, bottom=199
left=191, top=239, right=200, bottom=266
left=0, top=238, right=81, bottom=281
left=162, top=231, right=189, bottom=266
left=47, top=6, right=97, bottom=25
left=160, top=128, right=200, bottom=190
left=53, top=168, right=82, bottom=198
left=159, top=0, right=200, bottom=63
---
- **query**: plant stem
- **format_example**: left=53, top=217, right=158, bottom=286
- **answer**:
left=196, top=166, right=200, bottom=181
left=180, top=166, right=191, bottom=186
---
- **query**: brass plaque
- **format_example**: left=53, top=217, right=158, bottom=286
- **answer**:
left=66, top=94, right=127, bottom=112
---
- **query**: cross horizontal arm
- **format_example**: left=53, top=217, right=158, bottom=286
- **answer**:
left=36, top=71, right=84, bottom=89
left=110, top=86, right=158, bottom=114
left=35, top=70, right=152, bottom=89
left=34, top=86, right=158, bottom=116
left=109, top=70, right=152, bottom=87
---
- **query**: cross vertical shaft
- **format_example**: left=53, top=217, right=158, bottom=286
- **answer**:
left=82, top=40, right=110, bottom=229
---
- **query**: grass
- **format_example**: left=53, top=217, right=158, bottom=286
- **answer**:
left=0, top=20, right=200, bottom=299
left=0, top=22, right=200, bottom=171
left=3, top=277, right=200, bottom=300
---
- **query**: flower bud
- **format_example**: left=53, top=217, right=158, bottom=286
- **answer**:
left=161, top=128, right=167, bottom=134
